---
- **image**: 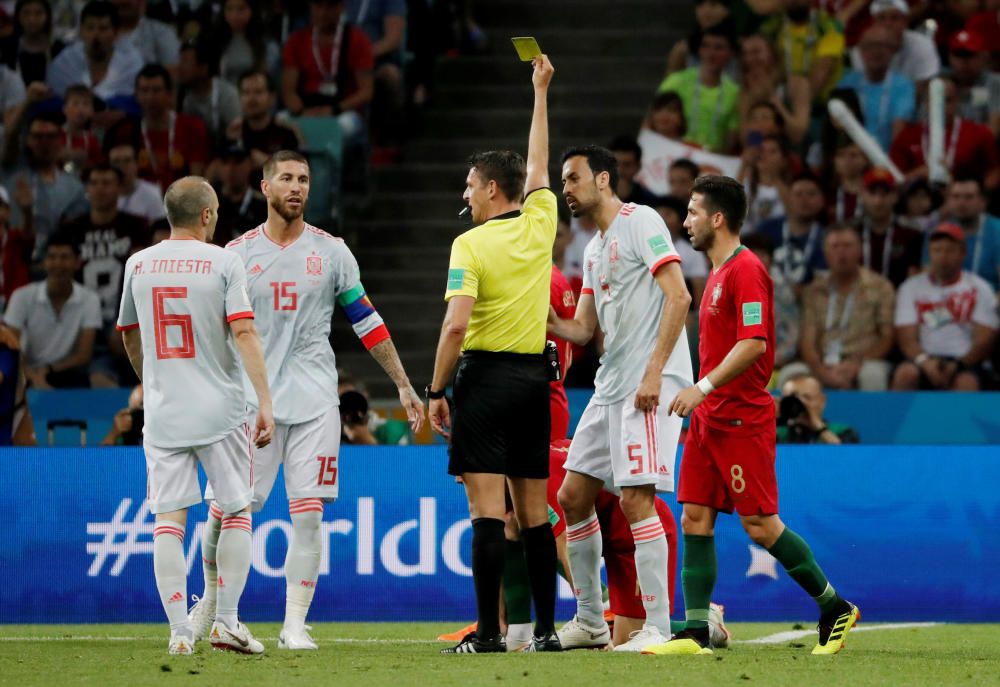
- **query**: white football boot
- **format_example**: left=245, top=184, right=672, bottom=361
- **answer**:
left=612, top=623, right=669, bottom=652
left=187, top=595, right=216, bottom=641
left=209, top=619, right=265, bottom=654
left=167, top=631, right=195, bottom=655
left=708, top=602, right=732, bottom=649
left=278, top=625, right=319, bottom=650
left=556, top=615, right=611, bottom=649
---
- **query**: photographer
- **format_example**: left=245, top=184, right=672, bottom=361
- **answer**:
left=777, top=374, right=859, bottom=445
left=339, top=388, right=412, bottom=446
left=101, top=384, right=143, bottom=446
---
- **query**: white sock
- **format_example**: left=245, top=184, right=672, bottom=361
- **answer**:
left=216, top=512, right=252, bottom=628
left=565, top=512, right=604, bottom=627
left=630, top=516, right=670, bottom=635
left=201, top=503, right=222, bottom=606
left=284, top=500, right=324, bottom=631
left=506, top=623, right=533, bottom=646
left=153, top=521, right=190, bottom=636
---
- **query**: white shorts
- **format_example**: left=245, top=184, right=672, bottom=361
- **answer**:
left=144, top=422, right=254, bottom=515
left=206, top=406, right=342, bottom=512
left=565, top=377, right=685, bottom=492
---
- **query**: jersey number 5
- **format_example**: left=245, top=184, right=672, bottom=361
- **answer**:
left=152, top=287, right=195, bottom=359
left=271, top=281, right=298, bottom=311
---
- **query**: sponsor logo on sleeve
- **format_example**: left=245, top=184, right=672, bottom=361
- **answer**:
left=742, top=302, right=762, bottom=326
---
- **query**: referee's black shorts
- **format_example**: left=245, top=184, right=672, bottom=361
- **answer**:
left=448, top=350, right=550, bottom=479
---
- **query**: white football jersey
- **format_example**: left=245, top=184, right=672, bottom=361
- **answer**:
left=581, top=203, right=694, bottom=405
left=117, top=239, right=253, bottom=448
left=226, top=224, right=386, bottom=425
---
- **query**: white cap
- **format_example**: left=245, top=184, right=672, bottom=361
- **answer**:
left=0, top=185, right=9, bottom=206
left=871, top=0, right=909, bottom=15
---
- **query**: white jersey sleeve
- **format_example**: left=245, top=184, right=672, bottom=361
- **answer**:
left=628, top=205, right=681, bottom=275
left=223, top=253, right=253, bottom=322
left=117, top=260, right=139, bottom=330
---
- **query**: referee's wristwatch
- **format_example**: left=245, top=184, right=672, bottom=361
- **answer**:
left=425, top=385, right=446, bottom=401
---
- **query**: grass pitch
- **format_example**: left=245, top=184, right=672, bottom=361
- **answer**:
left=1, top=622, right=997, bottom=687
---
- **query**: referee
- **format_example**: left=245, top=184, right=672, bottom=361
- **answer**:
left=428, top=54, right=559, bottom=654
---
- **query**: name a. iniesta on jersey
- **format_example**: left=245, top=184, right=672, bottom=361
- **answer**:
left=135, top=259, right=214, bottom=275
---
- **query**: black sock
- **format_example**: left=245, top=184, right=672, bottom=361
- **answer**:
left=471, top=518, right=506, bottom=642
left=520, top=523, right=557, bottom=636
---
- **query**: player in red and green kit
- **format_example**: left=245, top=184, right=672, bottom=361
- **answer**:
left=645, top=175, right=859, bottom=657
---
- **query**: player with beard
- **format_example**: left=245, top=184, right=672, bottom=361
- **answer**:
left=189, top=150, right=425, bottom=650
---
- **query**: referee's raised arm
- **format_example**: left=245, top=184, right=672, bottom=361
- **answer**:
left=525, top=55, right=554, bottom=194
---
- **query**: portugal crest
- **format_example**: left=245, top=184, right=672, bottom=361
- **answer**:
left=306, top=255, right=323, bottom=276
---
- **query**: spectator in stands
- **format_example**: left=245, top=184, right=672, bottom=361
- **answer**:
left=657, top=22, right=739, bottom=153
left=946, top=29, right=1000, bottom=137
left=937, top=177, right=1000, bottom=291
left=107, top=63, right=210, bottom=191
left=347, top=0, right=406, bottom=154
left=777, top=373, right=859, bottom=444
left=890, top=76, right=1000, bottom=192
left=2, top=232, right=101, bottom=388
left=338, top=382, right=412, bottom=445
left=213, top=144, right=267, bottom=246
left=642, top=90, right=690, bottom=143
left=668, top=158, right=699, bottom=202
left=838, top=23, right=916, bottom=152
left=966, top=5, right=1000, bottom=72
left=109, top=141, right=164, bottom=223
left=738, top=33, right=811, bottom=146
left=215, top=0, right=281, bottom=86
left=111, top=0, right=180, bottom=71
left=47, top=1, right=143, bottom=101
left=227, top=70, right=301, bottom=173
left=177, top=38, right=240, bottom=146
left=755, top=173, right=827, bottom=287
left=1, top=0, right=67, bottom=86
left=742, top=101, right=791, bottom=148
left=851, top=0, right=940, bottom=86
left=3, top=112, right=88, bottom=257
left=897, top=177, right=941, bottom=233
left=608, top=135, right=658, bottom=206
left=651, top=194, right=708, bottom=307
left=857, top=167, right=923, bottom=287
left=282, top=0, right=374, bottom=151
left=762, top=0, right=845, bottom=101
left=825, top=141, right=869, bottom=225
left=62, top=162, right=149, bottom=325
left=100, top=383, right=143, bottom=445
left=741, top=134, right=792, bottom=233
left=0, top=64, right=27, bottom=161
left=59, top=84, right=103, bottom=175
left=665, top=0, right=732, bottom=75
left=743, top=232, right=800, bottom=370
left=0, top=330, right=36, bottom=446
left=0, top=183, right=33, bottom=311
left=791, top=223, right=895, bottom=390
left=892, top=223, right=999, bottom=390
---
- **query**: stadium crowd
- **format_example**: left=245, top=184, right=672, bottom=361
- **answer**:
left=0, top=0, right=478, bottom=395
left=559, top=0, right=1000, bottom=395
left=0, top=0, right=997, bottom=422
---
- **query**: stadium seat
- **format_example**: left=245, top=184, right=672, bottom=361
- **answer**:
left=287, top=116, right=344, bottom=225
left=28, top=388, right=132, bottom=447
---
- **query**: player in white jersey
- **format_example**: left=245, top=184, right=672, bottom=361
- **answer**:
left=117, top=177, right=275, bottom=656
left=548, top=145, right=694, bottom=652
left=190, top=151, right=425, bottom=650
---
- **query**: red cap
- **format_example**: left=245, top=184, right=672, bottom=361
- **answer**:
left=950, top=30, right=986, bottom=54
left=930, top=223, right=966, bottom=244
left=863, top=167, right=897, bottom=191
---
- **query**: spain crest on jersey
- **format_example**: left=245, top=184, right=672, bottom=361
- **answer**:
left=306, top=255, right=323, bottom=275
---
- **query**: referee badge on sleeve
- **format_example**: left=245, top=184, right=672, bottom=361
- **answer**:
left=447, top=269, right=466, bottom=290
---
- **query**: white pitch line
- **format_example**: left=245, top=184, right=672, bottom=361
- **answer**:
left=734, top=622, right=939, bottom=644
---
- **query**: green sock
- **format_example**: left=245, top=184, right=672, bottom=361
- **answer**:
left=681, top=534, right=716, bottom=630
left=767, top=527, right=840, bottom=615
left=671, top=619, right=687, bottom=634
left=502, top=539, right=533, bottom=625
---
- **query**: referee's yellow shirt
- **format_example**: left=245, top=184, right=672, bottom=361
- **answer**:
left=445, top=187, right=558, bottom=353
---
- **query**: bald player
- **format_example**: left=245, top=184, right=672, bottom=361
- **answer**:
left=117, top=177, right=274, bottom=655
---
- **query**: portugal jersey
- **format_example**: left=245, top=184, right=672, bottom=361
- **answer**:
left=226, top=224, right=388, bottom=425
left=117, top=239, right=253, bottom=448
left=696, top=246, right=775, bottom=426
left=581, top=203, right=693, bottom=405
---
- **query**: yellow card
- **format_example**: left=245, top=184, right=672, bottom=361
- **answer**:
left=511, top=37, right=542, bottom=62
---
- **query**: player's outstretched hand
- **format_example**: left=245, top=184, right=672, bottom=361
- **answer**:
left=399, top=385, right=426, bottom=434
left=634, top=372, right=661, bottom=412
left=429, top=397, right=451, bottom=439
left=254, top=404, right=275, bottom=448
left=532, top=54, right=554, bottom=90
left=668, top=385, right=706, bottom=418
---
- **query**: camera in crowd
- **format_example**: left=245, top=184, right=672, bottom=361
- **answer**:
left=777, top=393, right=813, bottom=443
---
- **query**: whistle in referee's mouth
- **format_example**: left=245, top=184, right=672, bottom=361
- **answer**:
left=458, top=206, right=471, bottom=217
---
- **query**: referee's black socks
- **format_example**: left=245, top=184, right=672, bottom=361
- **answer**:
left=471, top=517, right=506, bottom=641
left=520, top=523, right=557, bottom=637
